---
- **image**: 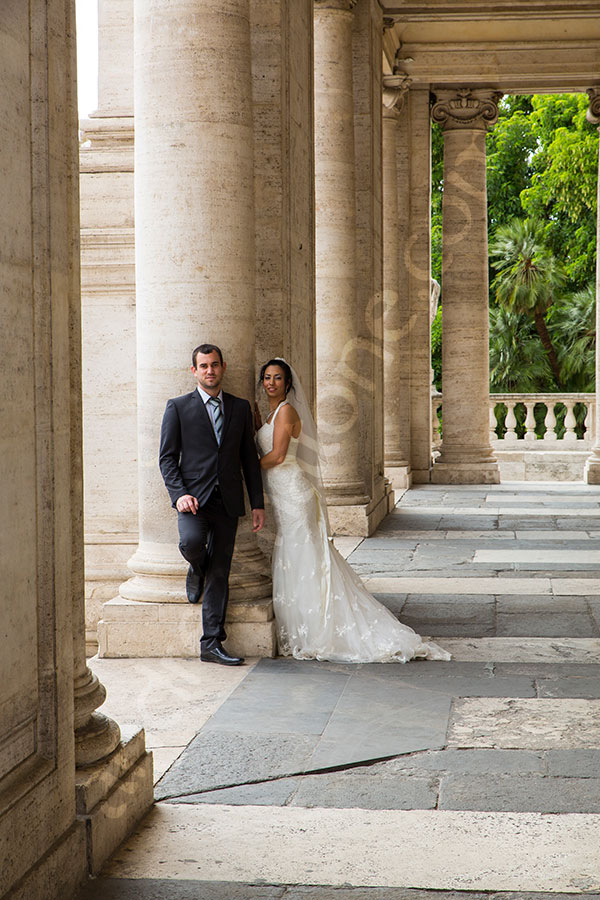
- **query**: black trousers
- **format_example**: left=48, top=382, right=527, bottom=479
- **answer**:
left=177, top=487, right=239, bottom=652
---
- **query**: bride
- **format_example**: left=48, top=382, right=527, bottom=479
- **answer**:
left=256, top=358, right=450, bottom=663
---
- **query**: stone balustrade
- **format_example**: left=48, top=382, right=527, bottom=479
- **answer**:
left=432, top=393, right=596, bottom=481
left=489, top=394, right=595, bottom=446
left=433, top=394, right=595, bottom=446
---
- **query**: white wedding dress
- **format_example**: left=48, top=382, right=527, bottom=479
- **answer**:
left=257, top=401, right=450, bottom=663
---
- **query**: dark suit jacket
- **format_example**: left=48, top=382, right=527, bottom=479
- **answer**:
left=159, top=389, right=264, bottom=518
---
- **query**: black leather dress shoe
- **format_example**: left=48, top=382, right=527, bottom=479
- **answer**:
left=186, top=565, right=204, bottom=604
left=200, top=645, right=245, bottom=666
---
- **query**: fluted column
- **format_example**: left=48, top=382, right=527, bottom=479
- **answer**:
left=99, top=0, right=274, bottom=658
left=584, top=87, right=600, bottom=484
left=382, top=74, right=411, bottom=488
left=430, top=89, right=501, bottom=484
left=314, top=0, right=369, bottom=515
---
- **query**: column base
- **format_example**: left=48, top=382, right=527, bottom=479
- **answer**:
left=431, top=460, right=500, bottom=484
left=412, top=468, right=432, bottom=484
left=98, top=596, right=277, bottom=658
left=76, top=727, right=154, bottom=875
left=384, top=464, right=412, bottom=490
left=585, top=454, right=600, bottom=484
left=328, top=481, right=394, bottom=537
left=85, top=534, right=138, bottom=655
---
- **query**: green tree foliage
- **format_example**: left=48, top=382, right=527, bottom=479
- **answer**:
left=486, top=96, right=536, bottom=230
left=489, top=307, right=553, bottom=392
left=520, top=94, right=598, bottom=290
left=431, top=122, right=444, bottom=286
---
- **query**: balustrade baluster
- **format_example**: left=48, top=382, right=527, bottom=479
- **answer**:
left=504, top=401, right=517, bottom=441
left=489, top=404, right=498, bottom=443
left=544, top=403, right=557, bottom=441
left=564, top=401, right=578, bottom=441
left=432, top=401, right=442, bottom=449
left=585, top=402, right=593, bottom=442
left=524, top=402, right=536, bottom=443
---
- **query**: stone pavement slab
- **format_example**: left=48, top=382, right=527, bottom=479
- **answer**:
left=545, top=749, right=600, bottom=776
left=495, top=611, right=598, bottom=637
left=201, top=657, right=350, bottom=736
left=101, top=804, right=600, bottom=892
left=439, top=773, right=600, bottom=813
left=154, top=729, right=318, bottom=799
left=448, top=697, right=600, bottom=749
left=306, top=677, right=452, bottom=768
left=440, top=637, right=600, bottom=662
left=288, top=770, right=438, bottom=809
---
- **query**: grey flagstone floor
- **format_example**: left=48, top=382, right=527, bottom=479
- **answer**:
left=79, top=483, right=600, bottom=898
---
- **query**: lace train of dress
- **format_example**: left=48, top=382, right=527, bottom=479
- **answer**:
left=257, top=404, right=450, bottom=663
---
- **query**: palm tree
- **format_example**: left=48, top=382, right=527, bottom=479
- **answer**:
left=550, top=283, right=596, bottom=392
left=489, top=307, right=553, bottom=392
left=489, top=218, right=565, bottom=388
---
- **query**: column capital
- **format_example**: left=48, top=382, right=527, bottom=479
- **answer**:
left=431, top=88, right=503, bottom=133
left=314, top=0, right=357, bottom=10
left=382, top=74, right=411, bottom=118
left=587, top=87, right=600, bottom=126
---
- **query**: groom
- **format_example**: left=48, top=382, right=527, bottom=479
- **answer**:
left=159, top=344, right=265, bottom=665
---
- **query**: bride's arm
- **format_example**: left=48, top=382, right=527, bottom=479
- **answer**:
left=260, top=404, right=300, bottom=469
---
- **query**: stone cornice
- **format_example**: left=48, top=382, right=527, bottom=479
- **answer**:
left=431, top=88, right=502, bottom=132
left=382, top=74, right=411, bottom=117
left=381, top=1, right=600, bottom=21
left=587, top=87, right=600, bottom=126
left=314, top=0, right=357, bottom=10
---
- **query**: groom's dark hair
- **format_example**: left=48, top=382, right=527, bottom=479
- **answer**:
left=192, top=343, right=223, bottom=367
left=258, top=358, right=293, bottom=395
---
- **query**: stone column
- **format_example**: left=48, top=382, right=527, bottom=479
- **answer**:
left=382, top=74, right=411, bottom=489
left=98, top=0, right=275, bottom=657
left=251, top=0, right=315, bottom=403
left=313, top=0, right=376, bottom=534
left=80, top=0, right=137, bottom=655
left=404, top=87, right=434, bottom=484
left=430, top=89, right=501, bottom=484
left=585, top=87, right=600, bottom=484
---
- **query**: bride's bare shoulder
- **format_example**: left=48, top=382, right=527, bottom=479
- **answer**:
left=280, top=402, right=300, bottom=423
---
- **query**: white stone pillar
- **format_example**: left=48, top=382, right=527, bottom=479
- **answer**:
left=397, top=87, right=434, bottom=484
left=382, top=74, right=411, bottom=489
left=313, top=0, right=376, bottom=534
left=80, top=0, right=137, bottom=656
left=251, top=0, right=315, bottom=400
left=430, top=89, right=501, bottom=484
left=585, top=87, right=600, bottom=484
left=98, top=0, right=275, bottom=658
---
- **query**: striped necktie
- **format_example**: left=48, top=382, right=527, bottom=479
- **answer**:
left=207, top=396, right=223, bottom=443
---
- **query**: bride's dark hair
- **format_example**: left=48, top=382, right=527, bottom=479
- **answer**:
left=258, top=358, right=294, bottom=395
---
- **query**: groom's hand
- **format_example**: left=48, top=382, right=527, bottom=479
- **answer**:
left=176, top=494, right=199, bottom=514
left=252, top=508, right=265, bottom=532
